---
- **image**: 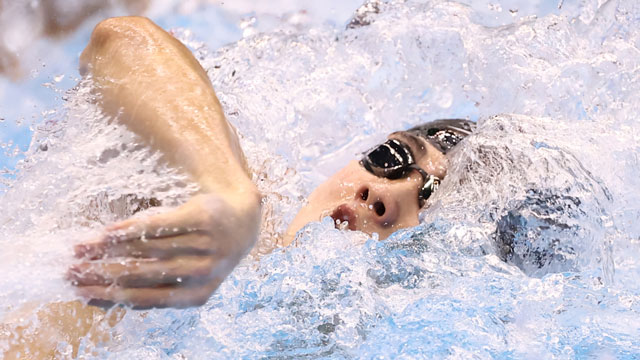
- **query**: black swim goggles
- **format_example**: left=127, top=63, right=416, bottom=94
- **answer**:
left=359, top=139, right=440, bottom=207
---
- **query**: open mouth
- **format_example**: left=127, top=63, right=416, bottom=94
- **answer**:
left=330, top=204, right=358, bottom=231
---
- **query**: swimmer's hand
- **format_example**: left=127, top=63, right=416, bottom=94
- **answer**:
left=68, top=192, right=261, bottom=309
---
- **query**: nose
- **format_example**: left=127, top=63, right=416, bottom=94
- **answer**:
left=355, top=185, right=399, bottom=228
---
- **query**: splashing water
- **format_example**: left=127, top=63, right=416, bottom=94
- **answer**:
left=1, top=0, right=640, bottom=358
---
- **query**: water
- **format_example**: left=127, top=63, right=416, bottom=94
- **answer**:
left=1, top=0, right=640, bottom=358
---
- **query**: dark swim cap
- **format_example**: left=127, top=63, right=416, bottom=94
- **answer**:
left=406, top=119, right=475, bottom=154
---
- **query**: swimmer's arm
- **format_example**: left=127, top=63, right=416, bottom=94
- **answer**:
left=1, top=301, right=124, bottom=359
left=79, top=16, right=252, bottom=197
left=70, top=16, right=261, bottom=308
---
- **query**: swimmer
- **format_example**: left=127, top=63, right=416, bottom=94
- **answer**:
left=66, top=16, right=473, bottom=308
left=2, top=16, right=473, bottom=357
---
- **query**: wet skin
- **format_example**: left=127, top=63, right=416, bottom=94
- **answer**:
left=284, top=132, right=448, bottom=245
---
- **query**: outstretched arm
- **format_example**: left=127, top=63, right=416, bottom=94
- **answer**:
left=69, top=16, right=261, bottom=308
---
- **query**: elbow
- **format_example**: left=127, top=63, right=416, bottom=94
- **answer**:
left=79, top=16, right=158, bottom=76
left=91, top=16, right=156, bottom=40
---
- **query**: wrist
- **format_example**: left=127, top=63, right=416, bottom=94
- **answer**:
left=199, top=176, right=261, bottom=212
left=196, top=179, right=262, bottom=255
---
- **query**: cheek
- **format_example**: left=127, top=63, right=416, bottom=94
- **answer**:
left=370, top=207, right=420, bottom=240
left=387, top=182, right=422, bottom=225
left=311, top=166, right=368, bottom=202
left=392, top=193, right=419, bottom=220
left=307, top=178, right=356, bottom=209
left=397, top=207, right=420, bottom=227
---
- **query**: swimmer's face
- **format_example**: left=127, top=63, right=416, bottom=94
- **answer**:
left=283, top=132, right=447, bottom=245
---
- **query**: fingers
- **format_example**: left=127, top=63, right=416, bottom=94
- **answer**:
left=74, top=232, right=217, bottom=260
left=74, top=206, right=212, bottom=259
left=102, top=208, right=205, bottom=243
left=76, top=277, right=223, bottom=309
left=68, top=194, right=248, bottom=308
left=68, top=256, right=217, bottom=288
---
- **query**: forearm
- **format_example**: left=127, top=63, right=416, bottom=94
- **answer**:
left=79, top=17, right=253, bottom=197
left=69, top=17, right=261, bottom=310
left=1, top=301, right=124, bottom=359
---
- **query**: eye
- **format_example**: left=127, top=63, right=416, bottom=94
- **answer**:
left=373, top=201, right=385, bottom=216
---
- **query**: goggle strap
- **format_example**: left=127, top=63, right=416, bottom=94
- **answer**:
left=408, top=164, right=440, bottom=202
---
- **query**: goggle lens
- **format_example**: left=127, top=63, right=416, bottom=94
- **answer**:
left=360, top=139, right=440, bottom=206
left=361, top=139, right=413, bottom=179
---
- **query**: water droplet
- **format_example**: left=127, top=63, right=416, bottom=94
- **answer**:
left=488, top=3, right=502, bottom=12
left=53, top=74, right=64, bottom=82
left=435, top=91, right=453, bottom=109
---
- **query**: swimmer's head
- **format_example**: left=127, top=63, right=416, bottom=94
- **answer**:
left=283, top=119, right=475, bottom=245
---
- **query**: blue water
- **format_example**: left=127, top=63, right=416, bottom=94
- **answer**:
left=1, top=0, right=640, bottom=358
